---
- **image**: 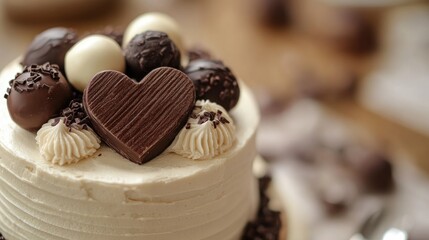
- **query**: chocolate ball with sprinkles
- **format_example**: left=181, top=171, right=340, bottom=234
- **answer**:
left=5, top=63, right=73, bottom=131
left=22, top=27, right=78, bottom=72
left=124, top=31, right=181, bottom=80
left=185, top=59, right=240, bottom=111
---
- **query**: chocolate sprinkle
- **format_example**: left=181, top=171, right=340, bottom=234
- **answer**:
left=5, top=63, right=61, bottom=98
left=0, top=233, right=4, bottom=240
left=53, top=99, right=91, bottom=130
left=241, top=176, right=282, bottom=240
left=187, top=107, right=230, bottom=129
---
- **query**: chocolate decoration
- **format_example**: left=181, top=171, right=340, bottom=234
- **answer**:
left=22, top=28, right=78, bottom=72
left=124, top=31, right=181, bottom=81
left=5, top=63, right=73, bottom=131
left=54, top=98, right=91, bottom=130
left=185, top=59, right=240, bottom=111
left=83, top=67, right=195, bottom=164
left=241, top=176, right=282, bottom=240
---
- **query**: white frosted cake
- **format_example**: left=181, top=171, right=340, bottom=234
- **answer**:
left=0, top=13, right=268, bottom=240
left=0, top=61, right=260, bottom=240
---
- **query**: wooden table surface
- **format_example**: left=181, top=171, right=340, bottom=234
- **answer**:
left=0, top=0, right=427, bottom=169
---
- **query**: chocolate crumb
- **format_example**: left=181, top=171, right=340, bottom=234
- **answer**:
left=195, top=109, right=230, bottom=128
left=54, top=99, right=91, bottom=130
left=0, top=233, right=5, bottom=240
left=241, top=176, right=282, bottom=240
left=98, top=153, right=102, bottom=157
left=8, top=63, right=61, bottom=94
left=185, top=122, right=191, bottom=129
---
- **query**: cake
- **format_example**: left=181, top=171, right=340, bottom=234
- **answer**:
left=0, top=13, right=279, bottom=240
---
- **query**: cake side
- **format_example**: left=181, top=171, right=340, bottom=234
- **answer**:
left=0, top=60, right=260, bottom=240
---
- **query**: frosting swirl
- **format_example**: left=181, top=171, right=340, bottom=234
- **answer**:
left=169, top=100, right=235, bottom=160
left=36, top=118, right=101, bottom=165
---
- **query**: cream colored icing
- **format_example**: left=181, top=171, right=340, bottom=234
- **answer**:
left=0, top=60, right=260, bottom=240
left=36, top=118, right=101, bottom=165
left=169, top=100, right=235, bottom=160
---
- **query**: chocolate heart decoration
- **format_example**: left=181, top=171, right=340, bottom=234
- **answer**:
left=83, top=67, right=195, bottom=164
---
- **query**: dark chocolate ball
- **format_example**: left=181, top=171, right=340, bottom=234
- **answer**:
left=185, top=59, right=240, bottom=111
left=124, top=31, right=181, bottom=80
left=5, top=63, right=73, bottom=131
left=22, top=27, right=78, bottom=72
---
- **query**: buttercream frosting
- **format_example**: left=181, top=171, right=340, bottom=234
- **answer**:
left=36, top=118, right=101, bottom=165
left=169, top=100, right=235, bottom=160
left=0, top=60, right=260, bottom=240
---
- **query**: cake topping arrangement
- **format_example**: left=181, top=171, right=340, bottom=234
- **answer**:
left=36, top=118, right=100, bottom=165
left=5, top=63, right=72, bottom=131
left=83, top=67, right=195, bottom=164
left=22, top=27, right=78, bottom=72
left=185, top=59, right=240, bottom=111
left=3, top=12, right=243, bottom=165
left=168, top=100, right=235, bottom=160
left=123, top=12, right=185, bottom=55
left=65, top=35, right=125, bottom=92
left=124, top=31, right=181, bottom=80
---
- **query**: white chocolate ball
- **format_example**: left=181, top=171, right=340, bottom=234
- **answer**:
left=65, top=35, right=125, bottom=92
left=123, top=12, right=185, bottom=56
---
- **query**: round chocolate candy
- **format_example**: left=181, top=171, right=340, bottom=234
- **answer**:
left=124, top=31, right=181, bottom=80
left=123, top=12, right=184, bottom=53
left=5, top=63, right=73, bottom=131
left=65, top=35, right=125, bottom=92
left=22, top=27, right=78, bottom=72
left=185, top=59, right=240, bottom=111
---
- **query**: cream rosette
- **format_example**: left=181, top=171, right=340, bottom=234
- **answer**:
left=36, top=118, right=101, bottom=165
left=169, top=100, right=236, bottom=160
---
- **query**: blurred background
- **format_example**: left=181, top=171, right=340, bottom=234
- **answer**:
left=0, top=0, right=429, bottom=239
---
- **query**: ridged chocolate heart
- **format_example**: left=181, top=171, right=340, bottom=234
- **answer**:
left=83, top=67, right=195, bottom=164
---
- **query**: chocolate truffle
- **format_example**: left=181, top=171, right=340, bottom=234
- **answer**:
left=185, top=59, right=240, bottom=111
left=22, top=28, right=78, bottom=72
left=5, top=63, right=73, bottom=131
left=123, top=12, right=184, bottom=54
left=65, top=35, right=125, bottom=92
left=124, top=31, right=181, bottom=80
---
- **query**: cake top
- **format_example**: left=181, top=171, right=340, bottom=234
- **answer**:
left=2, top=12, right=249, bottom=168
left=0, top=59, right=259, bottom=185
